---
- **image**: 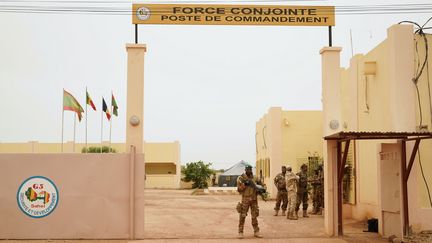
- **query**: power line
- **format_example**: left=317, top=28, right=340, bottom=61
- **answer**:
left=1, top=5, right=432, bottom=15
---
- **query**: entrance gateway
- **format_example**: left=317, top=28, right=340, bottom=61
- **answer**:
left=131, top=1, right=335, bottom=235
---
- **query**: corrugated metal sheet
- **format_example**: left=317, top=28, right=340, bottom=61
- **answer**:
left=324, top=131, right=432, bottom=140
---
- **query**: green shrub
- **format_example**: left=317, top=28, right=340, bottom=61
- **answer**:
left=81, top=146, right=116, bottom=153
left=181, top=161, right=213, bottom=189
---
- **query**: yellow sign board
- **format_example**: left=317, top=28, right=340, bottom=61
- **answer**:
left=132, top=4, right=335, bottom=26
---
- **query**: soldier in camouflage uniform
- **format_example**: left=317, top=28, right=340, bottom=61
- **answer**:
left=273, top=166, right=288, bottom=216
left=310, top=166, right=324, bottom=215
left=295, top=163, right=309, bottom=218
left=236, top=165, right=265, bottom=239
left=285, top=165, right=299, bottom=220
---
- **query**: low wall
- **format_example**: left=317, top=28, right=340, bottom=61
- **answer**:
left=145, top=174, right=177, bottom=189
left=0, top=153, right=144, bottom=239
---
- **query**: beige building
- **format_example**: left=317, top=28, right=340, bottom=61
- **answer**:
left=322, top=24, right=432, bottom=237
left=0, top=140, right=181, bottom=189
left=255, top=108, right=323, bottom=198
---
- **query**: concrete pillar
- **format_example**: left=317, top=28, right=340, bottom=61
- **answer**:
left=125, top=44, right=146, bottom=153
left=321, top=47, right=343, bottom=136
left=321, top=46, right=343, bottom=236
left=324, top=140, right=338, bottom=236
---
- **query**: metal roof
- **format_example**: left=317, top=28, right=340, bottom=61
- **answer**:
left=324, top=131, right=432, bottom=140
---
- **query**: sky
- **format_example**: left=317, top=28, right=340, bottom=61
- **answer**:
left=0, top=0, right=431, bottom=169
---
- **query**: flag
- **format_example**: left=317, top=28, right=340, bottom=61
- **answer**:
left=63, top=89, right=84, bottom=121
left=102, top=97, right=111, bottom=121
left=86, top=91, right=96, bottom=111
left=111, top=93, right=118, bottom=116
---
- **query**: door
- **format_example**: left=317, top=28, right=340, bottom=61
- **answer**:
left=378, top=143, right=402, bottom=237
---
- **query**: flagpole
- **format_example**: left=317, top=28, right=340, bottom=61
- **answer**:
left=85, top=87, right=88, bottom=153
left=109, top=113, right=112, bottom=153
left=61, top=89, right=64, bottom=153
left=73, top=112, right=76, bottom=153
left=109, top=91, right=112, bottom=153
left=101, top=97, right=103, bottom=154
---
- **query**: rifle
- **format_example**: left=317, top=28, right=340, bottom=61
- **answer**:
left=240, top=177, right=268, bottom=201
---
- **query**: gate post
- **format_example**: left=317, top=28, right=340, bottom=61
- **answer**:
left=321, top=46, right=342, bottom=236
left=125, top=44, right=147, bottom=153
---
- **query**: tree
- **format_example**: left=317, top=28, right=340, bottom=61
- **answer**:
left=181, top=161, right=213, bottom=189
left=81, top=146, right=116, bottom=153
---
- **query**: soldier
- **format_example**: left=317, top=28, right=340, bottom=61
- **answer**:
left=317, top=165, right=324, bottom=215
left=236, top=165, right=265, bottom=239
left=295, top=163, right=309, bottom=218
left=310, top=166, right=323, bottom=215
left=285, top=165, right=299, bottom=220
left=273, top=166, right=288, bottom=216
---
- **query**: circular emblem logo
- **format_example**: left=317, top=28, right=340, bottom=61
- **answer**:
left=17, top=176, right=59, bottom=218
left=136, top=7, right=151, bottom=21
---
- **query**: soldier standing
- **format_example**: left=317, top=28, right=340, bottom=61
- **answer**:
left=285, top=165, right=299, bottom=220
left=317, top=165, right=324, bottom=215
left=236, top=165, right=264, bottom=238
left=310, top=167, right=323, bottom=215
left=273, top=166, right=288, bottom=216
left=295, top=163, right=309, bottom=218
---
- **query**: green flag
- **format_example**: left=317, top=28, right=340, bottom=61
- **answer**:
left=63, top=89, right=84, bottom=121
left=112, top=93, right=118, bottom=117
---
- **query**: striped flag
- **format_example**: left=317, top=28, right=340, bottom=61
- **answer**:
left=102, top=98, right=111, bottom=121
left=86, top=91, right=96, bottom=111
left=63, top=89, right=84, bottom=121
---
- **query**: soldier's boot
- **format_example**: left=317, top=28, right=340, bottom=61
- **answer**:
left=289, top=211, right=297, bottom=220
left=294, top=210, right=299, bottom=220
left=273, top=210, right=279, bottom=216
left=310, top=207, right=317, bottom=215
left=254, top=231, right=263, bottom=238
left=281, top=210, right=286, bottom=216
left=303, top=210, right=309, bottom=218
left=238, top=232, right=244, bottom=239
left=317, top=207, right=323, bottom=215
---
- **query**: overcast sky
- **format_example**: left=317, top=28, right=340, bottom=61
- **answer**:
left=0, top=0, right=431, bottom=169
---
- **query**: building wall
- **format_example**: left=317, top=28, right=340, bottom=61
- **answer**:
left=145, top=175, right=177, bottom=188
left=409, top=34, right=432, bottom=232
left=256, top=107, right=323, bottom=198
left=146, top=163, right=177, bottom=174
left=281, top=111, right=323, bottom=172
left=338, top=25, right=432, bottom=232
left=412, top=34, right=432, bottom=210
left=0, top=141, right=181, bottom=189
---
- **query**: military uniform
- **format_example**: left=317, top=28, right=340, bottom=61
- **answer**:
left=237, top=173, right=264, bottom=238
left=310, top=170, right=323, bottom=215
left=295, top=170, right=309, bottom=217
left=285, top=171, right=299, bottom=220
left=273, top=172, right=288, bottom=215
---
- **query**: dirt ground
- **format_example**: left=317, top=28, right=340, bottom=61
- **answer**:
left=142, top=189, right=387, bottom=242
left=1, top=189, right=390, bottom=243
